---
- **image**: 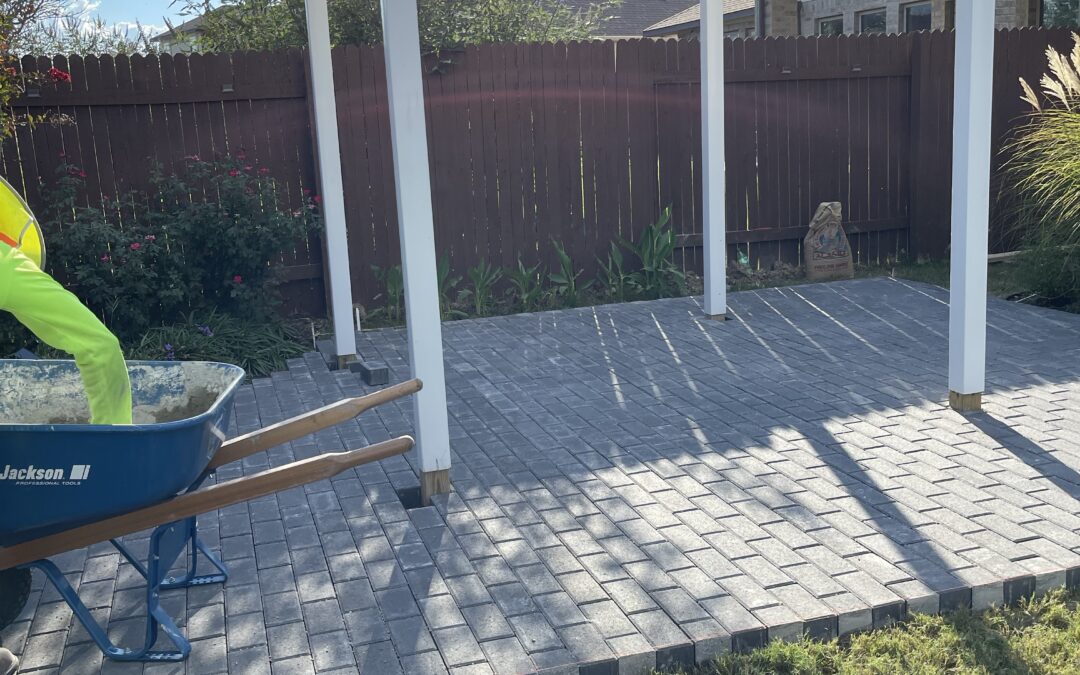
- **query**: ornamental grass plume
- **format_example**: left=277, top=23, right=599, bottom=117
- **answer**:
left=1008, top=33, right=1080, bottom=250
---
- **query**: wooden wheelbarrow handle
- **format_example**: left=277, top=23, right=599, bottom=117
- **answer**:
left=206, top=378, right=422, bottom=471
left=0, top=435, right=414, bottom=571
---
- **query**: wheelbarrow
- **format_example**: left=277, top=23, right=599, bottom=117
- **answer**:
left=0, top=359, right=420, bottom=662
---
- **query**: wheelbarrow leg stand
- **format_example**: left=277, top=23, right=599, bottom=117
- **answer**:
left=111, top=516, right=228, bottom=591
left=24, top=520, right=205, bottom=662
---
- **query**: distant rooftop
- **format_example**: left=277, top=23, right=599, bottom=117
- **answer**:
left=150, top=14, right=205, bottom=43
left=644, top=1, right=756, bottom=36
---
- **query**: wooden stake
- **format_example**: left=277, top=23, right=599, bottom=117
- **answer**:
left=949, top=391, right=982, bottom=413
left=420, top=469, right=451, bottom=506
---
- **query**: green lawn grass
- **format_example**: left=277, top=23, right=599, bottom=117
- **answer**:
left=864, top=259, right=1032, bottom=300
left=654, top=589, right=1080, bottom=675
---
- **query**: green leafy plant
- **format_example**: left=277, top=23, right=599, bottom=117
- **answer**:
left=1006, top=33, right=1080, bottom=307
left=620, top=207, right=686, bottom=300
left=466, top=260, right=504, bottom=317
left=128, top=310, right=304, bottom=377
left=43, top=156, right=321, bottom=343
left=548, top=240, right=592, bottom=307
left=179, top=0, right=619, bottom=53
left=370, top=263, right=404, bottom=324
left=437, top=255, right=468, bottom=320
left=506, top=257, right=546, bottom=313
left=597, top=241, right=632, bottom=303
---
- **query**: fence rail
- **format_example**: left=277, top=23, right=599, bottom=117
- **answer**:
left=2, top=29, right=1073, bottom=313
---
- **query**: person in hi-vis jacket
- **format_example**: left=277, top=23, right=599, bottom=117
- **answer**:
left=0, top=179, right=133, bottom=674
left=0, top=178, right=131, bottom=426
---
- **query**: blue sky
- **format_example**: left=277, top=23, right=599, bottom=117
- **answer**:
left=93, top=0, right=188, bottom=35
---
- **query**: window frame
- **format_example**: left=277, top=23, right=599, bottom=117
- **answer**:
left=1039, top=0, right=1080, bottom=28
left=902, top=1, right=933, bottom=32
left=857, top=8, right=888, bottom=33
left=817, top=15, right=844, bottom=35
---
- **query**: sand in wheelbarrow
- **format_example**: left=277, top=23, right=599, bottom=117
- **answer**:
left=0, top=362, right=237, bottom=425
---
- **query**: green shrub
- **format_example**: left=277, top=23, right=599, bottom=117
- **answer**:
left=506, top=257, right=546, bottom=313
left=549, top=239, right=592, bottom=307
left=465, top=260, right=503, bottom=316
left=437, top=255, right=467, bottom=320
left=43, top=156, right=322, bottom=342
left=127, top=310, right=305, bottom=377
left=1014, top=236, right=1080, bottom=305
left=621, top=207, right=686, bottom=299
left=597, top=241, right=632, bottom=303
left=369, top=264, right=404, bottom=324
left=1006, top=33, right=1080, bottom=304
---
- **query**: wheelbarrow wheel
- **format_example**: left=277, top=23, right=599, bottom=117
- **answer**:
left=0, top=568, right=31, bottom=631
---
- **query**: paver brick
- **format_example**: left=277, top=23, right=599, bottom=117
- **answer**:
left=20, top=281, right=1080, bottom=675
left=388, top=616, right=437, bottom=655
left=479, top=637, right=534, bottom=675
left=462, top=603, right=515, bottom=642
left=433, top=625, right=486, bottom=668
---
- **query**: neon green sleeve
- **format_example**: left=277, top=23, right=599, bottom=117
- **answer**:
left=0, top=246, right=132, bottom=425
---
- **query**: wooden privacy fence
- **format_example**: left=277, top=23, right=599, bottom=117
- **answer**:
left=3, top=29, right=1074, bottom=313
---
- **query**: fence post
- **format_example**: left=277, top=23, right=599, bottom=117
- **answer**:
left=380, top=0, right=453, bottom=503
left=701, top=0, right=728, bottom=320
left=948, top=0, right=994, bottom=413
left=304, top=0, right=357, bottom=365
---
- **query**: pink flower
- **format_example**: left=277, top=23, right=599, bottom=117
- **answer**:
left=233, top=275, right=243, bottom=284
left=144, top=234, right=156, bottom=242
left=228, top=169, right=240, bottom=177
left=129, top=242, right=141, bottom=251
left=244, top=165, right=252, bottom=171
left=313, top=195, right=322, bottom=204
left=258, top=167, right=270, bottom=176
left=100, top=254, right=110, bottom=262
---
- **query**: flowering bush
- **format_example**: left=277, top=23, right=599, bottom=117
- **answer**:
left=0, top=15, right=73, bottom=137
left=42, top=156, right=321, bottom=342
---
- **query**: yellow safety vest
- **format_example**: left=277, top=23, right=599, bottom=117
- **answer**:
left=0, top=176, right=44, bottom=269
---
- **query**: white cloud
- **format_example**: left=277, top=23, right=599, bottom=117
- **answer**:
left=73, top=0, right=103, bottom=14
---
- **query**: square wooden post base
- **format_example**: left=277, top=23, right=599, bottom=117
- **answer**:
left=949, top=391, right=982, bottom=413
left=336, top=354, right=356, bottom=370
left=421, top=469, right=451, bottom=506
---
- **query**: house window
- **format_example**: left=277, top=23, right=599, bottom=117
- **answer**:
left=818, top=16, right=844, bottom=35
left=858, top=9, right=887, bottom=33
left=1041, top=0, right=1080, bottom=27
left=903, top=2, right=933, bottom=31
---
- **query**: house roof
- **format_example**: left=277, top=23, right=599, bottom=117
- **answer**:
left=643, top=1, right=756, bottom=36
left=150, top=14, right=206, bottom=43
left=562, top=0, right=701, bottom=38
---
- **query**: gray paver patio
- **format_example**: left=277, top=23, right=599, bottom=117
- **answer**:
left=4, top=277, right=1080, bottom=674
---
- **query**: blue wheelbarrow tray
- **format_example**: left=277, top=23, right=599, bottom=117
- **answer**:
left=0, top=360, right=245, bottom=547
left=0, top=360, right=420, bottom=663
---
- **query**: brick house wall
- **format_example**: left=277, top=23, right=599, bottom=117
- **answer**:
left=793, top=0, right=1048, bottom=34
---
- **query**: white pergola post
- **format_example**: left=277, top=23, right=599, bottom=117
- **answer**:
left=380, top=0, right=452, bottom=501
left=948, top=0, right=995, bottom=413
left=304, top=0, right=357, bottom=365
left=701, top=0, right=727, bottom=320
